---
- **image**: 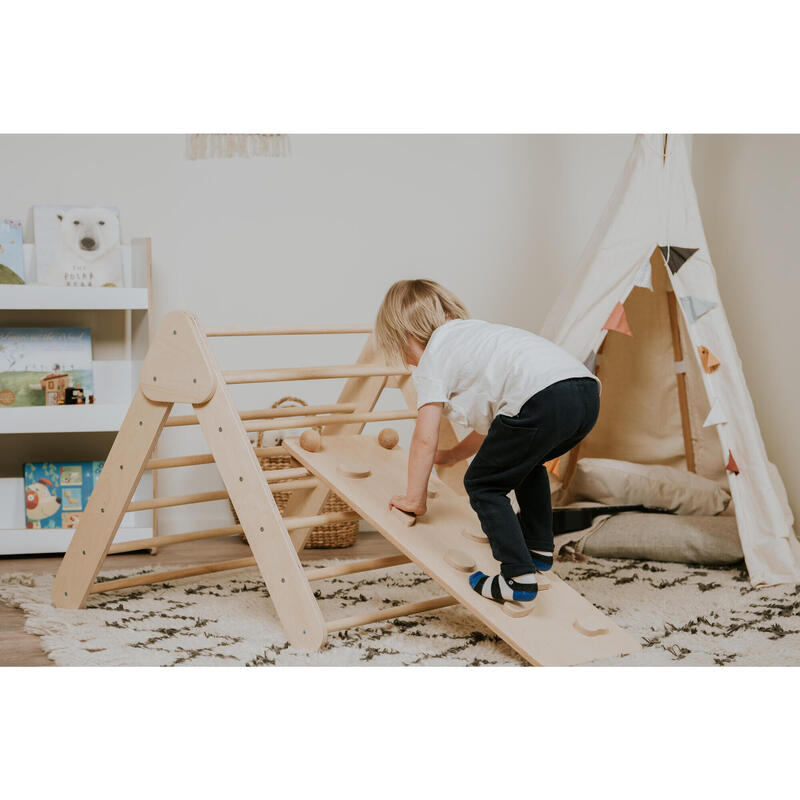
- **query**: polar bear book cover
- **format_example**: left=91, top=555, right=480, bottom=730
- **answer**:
left=33, top=204, right=122, bottom=287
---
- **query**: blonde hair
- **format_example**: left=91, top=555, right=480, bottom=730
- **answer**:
left=374, top=279, right=468, bottom=365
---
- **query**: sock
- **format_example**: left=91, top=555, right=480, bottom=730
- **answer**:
left=469, top=571, right=538, bottom=603
left=515, top=513, right=553, bottom=572
left=530, top=549, right=554, bottom=572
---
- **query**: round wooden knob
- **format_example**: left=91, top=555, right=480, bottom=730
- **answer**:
left=299, top=429, right=322, bottom=452
left=378, top=427, right=399, bottom=449
left=444, top=549, right=475, bottom=572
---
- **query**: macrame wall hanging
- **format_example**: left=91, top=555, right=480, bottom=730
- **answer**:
left=186, top=134, right=291, bottom=160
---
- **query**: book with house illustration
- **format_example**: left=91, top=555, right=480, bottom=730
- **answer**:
left=24, top=461, right=104, bottom=529
left=0, top=219, right=25, bottom=284
left=0, top=327, right=93, bottom=408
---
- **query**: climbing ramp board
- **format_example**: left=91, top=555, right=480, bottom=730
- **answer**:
left=284, top=434, right=641, bottom=666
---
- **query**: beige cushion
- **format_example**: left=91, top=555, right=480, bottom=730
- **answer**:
left=577, top=512, right=743, bottom=565
left=570, top=458, right=730, bottom=515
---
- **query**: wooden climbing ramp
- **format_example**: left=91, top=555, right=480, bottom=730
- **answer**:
left=285, top=434, right=640, bottom=666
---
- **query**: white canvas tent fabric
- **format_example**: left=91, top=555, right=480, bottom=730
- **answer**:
left=540, top=134, right=800, bottom=585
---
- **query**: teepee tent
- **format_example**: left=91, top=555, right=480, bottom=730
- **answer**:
left=540, top=133, right=800, bottom=585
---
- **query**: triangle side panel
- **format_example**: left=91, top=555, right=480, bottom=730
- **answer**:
left=196, top=377, right=327, bottom=650
left=52, top=389, right=172, bottom=608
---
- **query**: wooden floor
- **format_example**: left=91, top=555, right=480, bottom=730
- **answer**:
left=0, top=531, right=398, bottom=667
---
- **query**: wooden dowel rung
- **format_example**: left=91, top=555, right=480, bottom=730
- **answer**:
left=283, top=510, right=360, bottom=531
left=222, top=364, right=410, bottom=385
left=326, top=596, right=458, bottom=633
left=204, top=325, right=373, bottom=337
left=88, top=557, right=257, bottom=594
left=144, top=452, right=215, bottom=470
left=305, top=554, right=410, bottom=581
left=108, top=510, right=359, bottom=555
left=269, top=478, right=319, bottom=493
left=143, top=445, right=287, bottom=471
left=263, top=467, right=309, bottom=481
left=244, top=409, right=416, bottom=433
left=128, top=489, right=229, bottom=512
left=164, top=402, right=356, bottom=428
left=126, top=477, right=319, bottom=512
left=108, top=525, right=244, bottom=554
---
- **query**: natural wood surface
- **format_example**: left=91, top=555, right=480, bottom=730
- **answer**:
left=0, top=533, right=399, bottom=666
left=164, top=402, right=355, bottom=428
left=140, top=311, right=217, bottom=405
left=51, top=389, right=172, bottom=609
left=283, top=335, right=391, bottom=550
left=326, top=596, right=458, bottom=634
left=204, top=325, right=373, bottom=337
left=666, top=285, right=696, bottom=472
left=285, top=434, right=641, bottom=666
left=222, top=364, right=410, bottom=385
left=242, top=409, right=416, bottom=433
left=144, top=446, right=286, bottom=471
left=195, top=364, right=327, bottom=650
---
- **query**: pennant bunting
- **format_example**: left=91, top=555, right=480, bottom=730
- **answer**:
left=659, top=245, right=699, bottom=274
left=697, top=345, right=720, bottom=373
left=632, top=258, right=653, bottom=291
left=703, top=399, right=728, bottom=427
left=680, top=296, right=717, bottom=323
left=726, top=450, right=740, bottom=475
left=602, top=301, right=633, bottom=337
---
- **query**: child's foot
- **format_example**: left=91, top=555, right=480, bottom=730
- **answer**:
left=469, top=571, right=538, bottom=603
left=530, top=549, right=554, bottom=572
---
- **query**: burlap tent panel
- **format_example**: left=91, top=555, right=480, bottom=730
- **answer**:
left=578, top=249, right=725, bottom=486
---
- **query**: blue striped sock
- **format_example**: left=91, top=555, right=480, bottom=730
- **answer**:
left=469, top=571, right=538, bottom=603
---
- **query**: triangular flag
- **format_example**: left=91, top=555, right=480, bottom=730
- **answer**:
left=602, top=301, right=632, bottom=336
left=545, top=457, right=560, bottom=476
left=680, top=296, right=717, bottom=323
left=697, top=345, right=720, bottom=373
left=632, top=258, right=653, bottom=291
left=659, top=245, right=699, bottom=274
left=703, top=399, right=727, bottom=427
left=583, top=351, right=597, bottom=373
left=726, top=450, right=740, bottom=475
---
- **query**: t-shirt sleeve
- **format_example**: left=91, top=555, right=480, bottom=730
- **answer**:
left=411, top=330, right=450, bottom=409
left=412, top=374, right=448, bottom=408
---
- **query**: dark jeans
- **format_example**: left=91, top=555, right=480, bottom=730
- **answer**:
left=463, top=377, right=600, bottom=579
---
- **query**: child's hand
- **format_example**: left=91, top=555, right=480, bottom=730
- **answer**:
left=434, top=448, right=458, bottom=466
left=389, top=494, right=427, bottom=517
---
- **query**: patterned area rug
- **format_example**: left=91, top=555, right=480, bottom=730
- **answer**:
left=2, top=558, right=800, bottom=666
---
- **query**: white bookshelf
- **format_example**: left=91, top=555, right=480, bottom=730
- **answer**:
left=0, top=238, right=156, bottom=555
left=0, top=284, right=149, bottom=311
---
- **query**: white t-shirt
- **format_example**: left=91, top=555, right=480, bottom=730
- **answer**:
left=412, top=319, right=599, bottom=434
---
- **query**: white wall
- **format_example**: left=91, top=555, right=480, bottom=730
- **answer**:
left=2, top=134, right=796, bottom=534
left=692, top=135, right=800, bottom=522
left=0, top=134, right=634, bottom=533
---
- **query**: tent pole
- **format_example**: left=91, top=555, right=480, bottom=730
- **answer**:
left=665, top=286, right=696, bottom=472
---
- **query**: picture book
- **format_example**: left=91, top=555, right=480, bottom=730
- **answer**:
left=0, top=219, right=25, bottom=284
left=33, top=204, right=123, bottom=287
left=0, top=327, right=93, bottom=408
left=24, top=461, right=104, bottom=529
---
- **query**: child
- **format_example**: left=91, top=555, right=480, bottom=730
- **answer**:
left=375, top=279, right=600, bottom=606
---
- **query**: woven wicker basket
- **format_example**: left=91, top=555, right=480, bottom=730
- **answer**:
left=231, top=396, right=360, bottom=548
